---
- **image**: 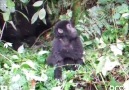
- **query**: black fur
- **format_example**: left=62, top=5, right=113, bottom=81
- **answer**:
left=0, top=0, right=51, bottom=50
left=47, top=20, right=83, bottom=79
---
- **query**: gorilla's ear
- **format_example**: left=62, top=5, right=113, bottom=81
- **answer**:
left=58, top=28, right=63, bottom=34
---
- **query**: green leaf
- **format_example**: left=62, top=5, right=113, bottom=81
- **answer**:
left=52, top=86, right=61, bottom=90
left=123, top=23, right=128, bottom=35
left=20, top=0, right=29, bottom=3
left=38, top=8, right=46, bottom=20
left=33, top=1, right=43, bottom=7
left=67, top=10, right=72, bottom=18
left=42, top=18, right=47, bottom=24
left=17, top=45, right=24, bottom=53
left=122, top=13, right=129, bottom=19
left=64, top=82, right=73, bottom=90
left=110, top=44, right=122, bottom=56
left=21, top=60, right=36, bottom=69
left=96, top=56, right=106, bottom=74
left=38, top=50, right=49, bottom=55
left=116, top=4, right=129, bottom=13
left=2, top=12, right=10, bottom=21
left=31, top=11, right=39, bottom=24
left=101, top=57, right=120, bottom=76
left=113, top=13, right=121, bottom=20
left=123, top=80, right=129, bottom=90
left=98, top=0, right=108, bottom=4
left=84, top=41, right=92, bottom=45
left=7, top=0, right=15, bottom=8
left=110, top=77, right=121, bottom=87
left=47, top=4, right=52, bottom=14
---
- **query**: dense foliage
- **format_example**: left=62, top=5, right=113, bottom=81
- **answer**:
left=0, top=0, right=129, bottom=90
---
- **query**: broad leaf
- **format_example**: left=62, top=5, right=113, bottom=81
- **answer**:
left=38, top=8, right=46, bottom=20
left=17, top=45, right=25, bottom=53
left=33, top=1, right=43, bottom=7
left=7, top=0, right=15, bottom=8
left=42, top=18, right=47, bottom=24
left=31, top=11, right=39, bottom=24
left=21, top=60, right=36, bottom=69
left=102, top=57, right=120, bottom=76
left=38, top=50, right=49, bottom=55
left=4, top=42, right=12, bottom=48
left=2, top=12, right=10, bottom=21
left=113, top=13, right=121, bottom=20
left=96, top=56, right=106, bottom=74
left=110, top=44, right=123, bottom=56
left=11, top=74, right=21, bottom=82
left=122, top=13, right=129, bottom=19
left=123, top=80, right=129, bottom=90
left=20, top=0, right=29, bottom=3
left=52, top=86, right=61, bottom=90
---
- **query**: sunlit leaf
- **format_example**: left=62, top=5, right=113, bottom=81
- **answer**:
left=17, top=45, right=25, bottom=53
left=98, top=0, right=108, bottom=4
left=66, top=9, right=72, bottom=18
left=116, top=39, right=124, bottom=50
left=7, top=0, right=15, bottom=8
left=42, top=18, right=47, bottom=24
left=122, top=13, right=129, bottom=19
left=52, top=86, right=61, bottom=90
left=20, top=0, right=29, bottom=3
left=96, top=56, right=120, bottom=76
left=110, top=44, right=123, bottom=56
left=110, top=77, right=121, bottom=87
left=123, top=80, right=129, bottom=90
left=96, top=56, right=106, bottom=74
left=21, top=60, right=36, bottom=69
left=113, top=13, right=120, bottom=19
left=2, top=12, right=10, bottom=21
left=4, top=42, right=12, bottom=48
left=4, top=63, right=9, bottom=68
left=123, top=23, right=128, bottom=35
left=22, top=69, right=48, bottom=82
left=63, top=71, right=75, bottom=80
left=11, top=74, right=21, bottom=82
left=84, top=41, right=92, bottom=45
left=41, top=73, right=48, bottom=81
left=33, top=1, right=43, bottom=7
left=11, top=55, right=19, bottom=60
left=93, top=24, right=101, bottom=35
left=11, top=64, right=20, bottom=70
left=38, top=8, right=46, bottom=20
left=102, top=57, right=120, bottom=76
left=31, top=11, right=39, bottom=24
left=64, top=81, right=74, bottom=90
left=38, top=50, right=49, bottom=56
left=31, top=75, right=48, bottom=82
left=116, top=4, right=128, bottom=13
left=98, top=38, right=106, bottom=48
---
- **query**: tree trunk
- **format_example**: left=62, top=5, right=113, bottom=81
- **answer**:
left=72, top=0, right=82, bottom=25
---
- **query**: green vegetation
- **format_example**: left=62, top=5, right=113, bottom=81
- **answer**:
left=0, top=0, right=129, bottom=90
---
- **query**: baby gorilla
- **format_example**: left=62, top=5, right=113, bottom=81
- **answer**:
left=47, top=20, right=83, bottom=79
